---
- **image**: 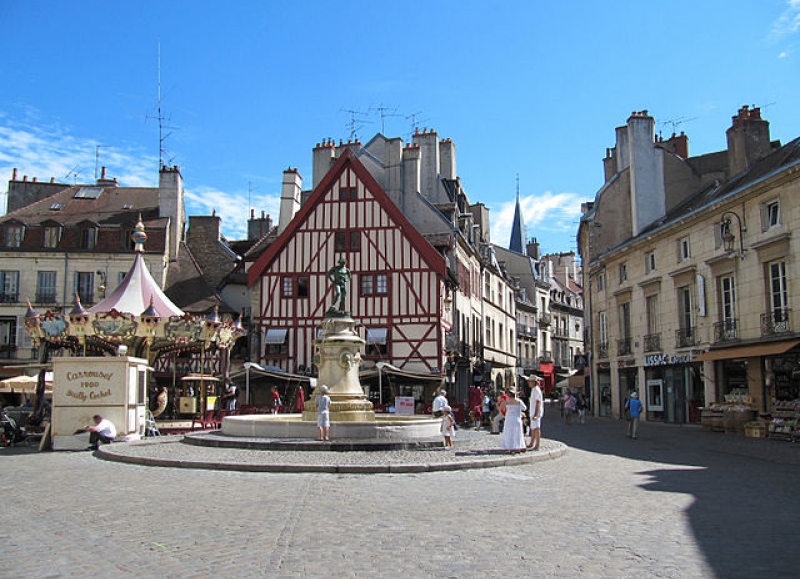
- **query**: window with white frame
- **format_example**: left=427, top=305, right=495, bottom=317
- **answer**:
left=619, top=262, right=627, bottom=283
left=4, top=224, right=24, bottom=248
left=678, top=236, right=691, bottom=261
left=0, top=271, right=19, bottom=303
left=599, top=312, right=608, bottom=345
left=762, top=199, right=781, bottom=230
left=720, top=275, right=736, bottom=323
left=769, top=260, right=788, bottom=321
left=36, top=271, right=57, bottom=303
left=43, top=225, right=61, bottom=248
left=645, top=251, right=656, bottom=273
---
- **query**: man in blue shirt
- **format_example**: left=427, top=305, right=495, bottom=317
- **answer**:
left=625, top=391, right=643, bottom=439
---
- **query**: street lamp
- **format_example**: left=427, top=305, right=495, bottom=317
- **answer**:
left=376, top=361, right=386, bottom=406
left=720, top=210, right=746, bottom=259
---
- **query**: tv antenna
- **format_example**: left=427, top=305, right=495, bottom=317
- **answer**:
left=405, top=111, right=429, bottom=137
left=369, top=104, right=401, bottom=134
left=63, top=165, right=81, bottom=184
left=658, top=116, right=698, bottom=138
left=94, top=145, right=107, bottom=180
left=340, top=108, right=370, bottom=141
left=147, top=43, right=178, bottom=169
left=248, top=181, right=260, bottom=213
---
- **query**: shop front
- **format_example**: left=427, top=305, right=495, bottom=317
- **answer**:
left=643, top=353, right=704, bottom=424
left=694, top=339, right=800, bottom=437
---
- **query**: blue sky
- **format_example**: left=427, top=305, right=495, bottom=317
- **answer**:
left=1, top=1, right=799, bottom=257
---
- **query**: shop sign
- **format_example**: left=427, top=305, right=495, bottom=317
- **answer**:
left=395, top=396, right=415, bottom=416
left=644, top=353, right=695, bottom=367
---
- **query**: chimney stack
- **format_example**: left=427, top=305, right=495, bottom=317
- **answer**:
left=278, top=168, right=302, bottom=235
left=726, top=105, right=771, bottom=177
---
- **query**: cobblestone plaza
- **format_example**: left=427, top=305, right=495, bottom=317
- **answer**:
left=2, top=403, right=798, bottom=578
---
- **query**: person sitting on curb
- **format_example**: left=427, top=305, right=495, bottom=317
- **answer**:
left=83, top=414, right=117, bottom=451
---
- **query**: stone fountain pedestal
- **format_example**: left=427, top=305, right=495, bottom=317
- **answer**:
left=216, top=308, right=440, bottom=444
left=302, top=314, right=375, bottom=422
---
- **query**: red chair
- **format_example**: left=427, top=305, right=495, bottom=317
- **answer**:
left=192, top=409, right=218, bottom=430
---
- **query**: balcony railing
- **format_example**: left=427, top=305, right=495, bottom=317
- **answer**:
left=714, top=319, right=739, bottom=343
left=552, top=327, right=569, bottom=338
left=0, top=293, right=19, bottom=303
left=617, top=337, right=632, bottom=356
left=517, top=323, right=537, bottom=337
left=538, top=313, right=551, bottom=326
left=35, top=292, right=58, bottom=304
left=761, top=309, right=791, bottom=336
left=539, top=350, right=553, bottom=363
left=598, top=342, right=609, bottom=359
left=643, top=333, right=661, bottom=352
left=675, top=327, right=697, bottom=348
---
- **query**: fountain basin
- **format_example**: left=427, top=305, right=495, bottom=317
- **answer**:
left=220, top=413, right=441, bottom=440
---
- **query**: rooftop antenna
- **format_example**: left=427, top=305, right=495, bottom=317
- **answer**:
left=340, top=108, right=370, bottom=141
left=147, top=42, right=177, bottom=170
left=369, top=104, right=401, bottom=134
left=63, top=165, right=81, bottom=184
left=657, top=116, right=698, bottom=139
left=405, top=111, right=429, bottom=139
left=94, top=145, right=106, bottom=180
left=247, top=181, right=259, bottom=213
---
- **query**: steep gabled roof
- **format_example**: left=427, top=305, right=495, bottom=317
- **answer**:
left=247, top=149, right=446, bottom=286
left=165, top=241, right=234, bottom=314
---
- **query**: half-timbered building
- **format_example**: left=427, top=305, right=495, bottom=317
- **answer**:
left=247, top=149, right=450, bottom=406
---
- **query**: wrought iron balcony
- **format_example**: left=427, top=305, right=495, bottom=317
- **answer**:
left=598, top=342, right=609, bottom=359
left=761, top=309, right=791, bottom=336
left=539, top=350, right=553, bottom=362
left=643, top=333, right=661, bottom=352
left=617, top=337, right=632, bottom=356
left=675, top=327, right=696, bottom=348
left=0, top=293, right=19, bottom=303
left=713, top=319, right=739, bottom=343
left=35, top=292, right=58, bottom=304
left=538, top=313, right=551, bottom=326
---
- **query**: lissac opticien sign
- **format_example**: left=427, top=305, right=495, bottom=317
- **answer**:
left=644, top=354, right=695, bottom=367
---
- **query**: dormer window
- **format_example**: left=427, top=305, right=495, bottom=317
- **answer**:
left=80, top=225, right=98, bottom=250
left=43, top=225, right=61, bottom=248
left=4, top=223, right=24, bottom=248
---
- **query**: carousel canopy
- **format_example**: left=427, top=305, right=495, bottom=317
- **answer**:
left=89, top=252, right=183, bottom=317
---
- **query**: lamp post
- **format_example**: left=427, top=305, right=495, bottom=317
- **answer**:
left=376, top=361, right=386, bottom=406
left=720, top=210, right=746, bottom=259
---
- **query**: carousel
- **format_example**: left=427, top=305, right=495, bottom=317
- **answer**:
left=22, top=218, right=245, bottom=448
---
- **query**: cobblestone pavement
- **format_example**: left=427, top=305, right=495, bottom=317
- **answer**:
left=1, top=401, right=798, bottom=578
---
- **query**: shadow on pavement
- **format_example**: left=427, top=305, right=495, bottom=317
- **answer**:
left=543, top=401, right=800, bottom=578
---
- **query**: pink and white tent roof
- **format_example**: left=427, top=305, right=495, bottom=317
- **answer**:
left=88, top=252, right=183, bottom=317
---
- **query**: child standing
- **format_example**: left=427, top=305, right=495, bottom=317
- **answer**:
left=440, top=405, right=455, bottom=448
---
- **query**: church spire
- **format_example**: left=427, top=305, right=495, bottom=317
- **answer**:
left=508, top=174, right=527, bottom=254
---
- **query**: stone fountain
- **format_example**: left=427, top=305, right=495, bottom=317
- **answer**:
left=207, top=259, right=440, bottom=446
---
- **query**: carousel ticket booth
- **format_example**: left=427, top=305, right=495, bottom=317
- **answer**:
left=51, top=356, right=150, bottom=450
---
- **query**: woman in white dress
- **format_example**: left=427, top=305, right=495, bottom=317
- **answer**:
left=500, top=388, right=527, bottom=453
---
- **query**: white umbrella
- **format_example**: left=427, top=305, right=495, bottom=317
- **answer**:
left=0, top=375, right=40, bottom=393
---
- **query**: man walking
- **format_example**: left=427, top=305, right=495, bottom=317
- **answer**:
left=625, top=391, right=643, bottom=439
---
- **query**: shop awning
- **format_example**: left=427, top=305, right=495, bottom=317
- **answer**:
left=361, top=363, right=444, bottom=382
left=693, top=339, right=800, bottom=362
left=263, top=328, right=288, bottom=344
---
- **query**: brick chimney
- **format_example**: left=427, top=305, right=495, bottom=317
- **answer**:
left=726, top=105, right=771, bottom=176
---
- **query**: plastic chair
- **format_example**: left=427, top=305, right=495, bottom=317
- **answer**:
left=192, top=409, right=218, bottom=430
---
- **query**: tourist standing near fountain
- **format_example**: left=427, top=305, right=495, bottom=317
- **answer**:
left=316, top=385, right=331, bottom=441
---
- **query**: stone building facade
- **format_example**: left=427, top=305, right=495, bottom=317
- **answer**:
left=579, top=107, right=800, bottom=423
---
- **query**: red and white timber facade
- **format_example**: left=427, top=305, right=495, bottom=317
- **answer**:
left=247, top=150, right=449, bottom=383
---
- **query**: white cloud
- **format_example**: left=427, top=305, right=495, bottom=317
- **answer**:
left=0, top=112, right=279, bottom=243
left=771, top=0, right=800, bottom=37
left=184, top=186, right=280, bottom=241
left=490, top=191, right=583, bottom=252
left=0, top=114, right=156, bottom=192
